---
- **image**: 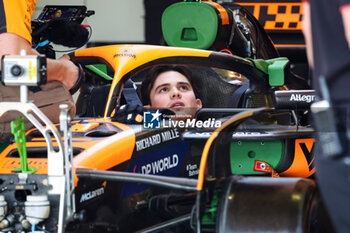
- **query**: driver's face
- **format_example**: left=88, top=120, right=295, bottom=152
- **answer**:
left=148, top=71, right=202, bottom=119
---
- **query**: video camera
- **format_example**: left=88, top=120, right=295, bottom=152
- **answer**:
left=36, top=5, right=90, bottom=23
left=1, top=51, right=47, bottom=86
left=31, top=5, right=95, bottom=58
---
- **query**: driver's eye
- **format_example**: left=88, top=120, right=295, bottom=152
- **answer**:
left=179, top=85, right=189, bottom=91
left=159, top=87, right=168, bottom=93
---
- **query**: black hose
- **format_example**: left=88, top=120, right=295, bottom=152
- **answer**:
left=76, top=168, right=197, bottom=191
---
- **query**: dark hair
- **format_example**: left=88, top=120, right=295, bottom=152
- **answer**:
left=141, top=65, right=199, bottom=105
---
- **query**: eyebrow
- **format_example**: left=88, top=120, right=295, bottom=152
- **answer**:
left=154, top=81, right=191, bottom=92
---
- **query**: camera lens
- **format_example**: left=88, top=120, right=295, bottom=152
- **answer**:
left=10, top=65, right=24, bottom=77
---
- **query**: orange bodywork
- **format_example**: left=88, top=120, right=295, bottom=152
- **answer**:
left=73, top=45, right=211, bottom=117
left=1, top=45, right=214, bottom=185
left=197, top=108, right=315, bottom=191
left=204, top=1, right=230, bottom=25
left=0, top=44, right=313, bottom=192
left=0, top=118, right=135, bottom=182
left=280, top=138, right=315, bottom=177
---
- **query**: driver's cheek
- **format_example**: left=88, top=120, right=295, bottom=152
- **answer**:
left=151, top=93, right=170, bottom=108
left=183, top=92, right=196, bottom=106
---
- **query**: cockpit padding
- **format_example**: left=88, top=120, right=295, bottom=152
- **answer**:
left=189, top=66, right=241, bottom=108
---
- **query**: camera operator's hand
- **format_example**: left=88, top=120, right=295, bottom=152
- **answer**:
left=0, top=33, right=80, bottom=92
left=53, top=54, right=79, bottom=90
left=112, top=104, right=144, bottom=124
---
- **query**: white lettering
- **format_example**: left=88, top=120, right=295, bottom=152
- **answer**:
left=215, top=121, right=222, bottom=128
left=80, top=187, right=105, bottom=203
left=147, top=154, right=179, bottom=174
left=160, top=129, right=180, bottom=142
left=186, top=163, right=199, bottom=177
left=290, top=94, right=315, bottom=103
left=162, top=119, right=170, bottom=128
left=186, top=119, right=196, bottom=127
left=162, top=119, right=222, bottom=129
left=136, top=134, right=161, bottom=151
left=172, top=154, right=178, bottom=167
left=189, top=169, right=199, bottom=177
left=196, top=120, right=203, bottom=128
left=141, top=164, right=152, bottom=174
left=178, top=121, right=184, bottom=127
left=203, top=119, right=211, bottom=128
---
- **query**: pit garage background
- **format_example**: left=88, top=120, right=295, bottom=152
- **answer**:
left=33, top=0, right=308, bottom=88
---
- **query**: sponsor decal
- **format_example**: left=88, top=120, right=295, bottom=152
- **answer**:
left=298, top=139, right=315, bottom=172
left=253, top=160, right=280, bottom=177
left=121, top=141, right=189, bottom=198
left=186, top=163, right=199, bottom=177
left=141, top=154, right=179, bottom=175
left=136, top=134, right=162, bottom=151
left=135, top=128, right=180, bottom=151
left=280, top=138, right=315, bottom=177
left=79, top=187, right=105, bottom=203
left=290, top=94, right=315, bottom=103
left=114, top=47, right=136, bottom=59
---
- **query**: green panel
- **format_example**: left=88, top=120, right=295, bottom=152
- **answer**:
left=248, top=57, right=289, bottom=87
left=0, top=142, right=9, bottom=154
left=162, top=2, right=218, bottom=49
left=201, top=189, right=219, bottom=230
left=268, top=58, right=289, bottom=86
left=230, top=140, right=284, bottom=175
left=85, top=64, right=113, bottom=81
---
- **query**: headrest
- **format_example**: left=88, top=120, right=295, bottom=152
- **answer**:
left=161, top=2, right=221, bottom=49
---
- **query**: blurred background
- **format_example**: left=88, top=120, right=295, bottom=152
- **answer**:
left=34, top=0, right=190, bottom=46
left=33, top=0, right=307, bottom=81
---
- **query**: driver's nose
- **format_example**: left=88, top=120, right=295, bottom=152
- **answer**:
left=170, top=87, right=181, bottom=99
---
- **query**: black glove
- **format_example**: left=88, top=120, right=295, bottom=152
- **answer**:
left=112, top=104, right=144, bottom=124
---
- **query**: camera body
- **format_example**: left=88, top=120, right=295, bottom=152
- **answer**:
left=1, top=54, right=47, bottom=86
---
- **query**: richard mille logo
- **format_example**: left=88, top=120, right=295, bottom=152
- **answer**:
left=114, top=48, right=136, bottom=59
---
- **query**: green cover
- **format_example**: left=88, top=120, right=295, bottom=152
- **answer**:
left=230, top=140, right=284, bottom=175
left=85, top=64, right=113, bottom=81
left=250, top=57, right=290, bottom=86
left=162, top=2, right=218, bottom=49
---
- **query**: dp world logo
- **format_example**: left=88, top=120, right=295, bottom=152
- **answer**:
left=143, top=110, right=162, bottom=129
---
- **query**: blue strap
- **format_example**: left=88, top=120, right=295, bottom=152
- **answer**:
left=122, top=80, right=143, bottom=106
left=228, top=81, right=249, bottom=108
left=35, top=40, right=50, bottom=49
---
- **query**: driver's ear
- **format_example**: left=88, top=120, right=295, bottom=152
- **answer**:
left=196, top=99, right=202, bottom=108
left=144, top=105, right=151, bottom=109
